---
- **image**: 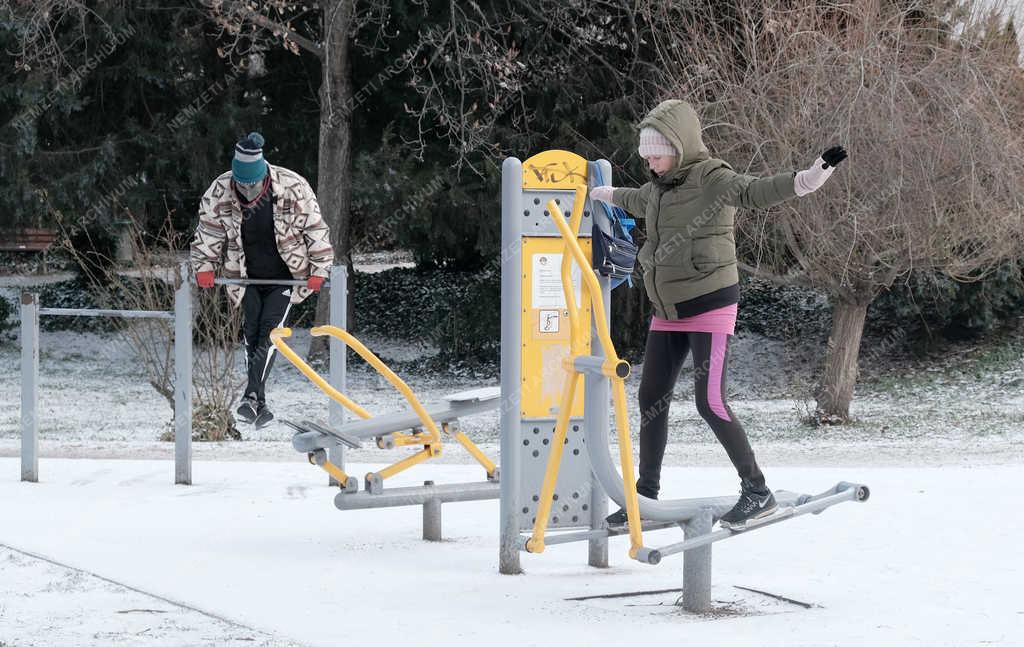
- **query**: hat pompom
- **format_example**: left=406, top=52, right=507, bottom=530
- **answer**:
left=247, top=131, right=265, bottom=148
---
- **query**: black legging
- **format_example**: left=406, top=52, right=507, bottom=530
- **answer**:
left=636, top=330, right=765, bottom=498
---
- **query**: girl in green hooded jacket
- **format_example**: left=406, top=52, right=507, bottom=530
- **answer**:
left=590, top=100, right=846, bottom=529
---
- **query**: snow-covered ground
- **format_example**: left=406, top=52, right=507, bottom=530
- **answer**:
left=1, top=287, right=1023, bottom=645
left=1, top=460, right=1021, bottom=646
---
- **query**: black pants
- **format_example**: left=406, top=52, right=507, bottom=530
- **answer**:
left=241, top=285, right=293, bottom=404
left=636, top=330, right=765, bottom=498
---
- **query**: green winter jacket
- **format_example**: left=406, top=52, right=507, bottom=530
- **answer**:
left=613, top=100, right=797, bottom=319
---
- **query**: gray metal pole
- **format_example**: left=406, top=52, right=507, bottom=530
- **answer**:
left=214, top=277, right=326, bottom=287
left=423, top=480, right=442, bottom=541
left=682, top=507, right=713, bottom=612
left=20, top=292, right=39, bottom=483
left=334, top=481, right=499, bottom=509
left=174, top=262, right=193, bottom=485
left=328, top=264, right=347, bottom=486
left=588, top=158, right=614, bottom=568
left=586, top=367, right=609, bottom=568
left=37, top=308, right=173, bottom=319
left=499, top=156, right=523, bottom=575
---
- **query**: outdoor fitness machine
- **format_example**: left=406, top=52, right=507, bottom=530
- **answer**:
left=269, top=325, right=501, bottom=540
left=498, top=150, right=870, bottom=611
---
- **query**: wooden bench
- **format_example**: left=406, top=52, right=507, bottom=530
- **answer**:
left=0, top=228, right=58, bottom=271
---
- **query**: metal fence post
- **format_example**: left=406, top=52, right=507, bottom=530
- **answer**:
left=682, top=507, right=713, bottom=612
left=174, top=262, right=193, bottom=485
left=20, top=292, right=39, bottom=483
left=328, top=264, right=347, bottom=486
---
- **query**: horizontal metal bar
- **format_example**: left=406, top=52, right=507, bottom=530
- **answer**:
left=331, top=396, right=502, bottom=440
left=334, top=481, right=499, bottom=510
left=213, top=278, right=330, bottom=287
left=642, top=485, right=867, bottom=564
left=521, top=520, right=681, bottom=549
left=572, top=355, right=630, bottom=379
left=38, top=308, right=174, bottom=319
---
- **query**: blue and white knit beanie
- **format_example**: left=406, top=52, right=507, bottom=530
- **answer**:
left=232, top=132, right=268, bottom=185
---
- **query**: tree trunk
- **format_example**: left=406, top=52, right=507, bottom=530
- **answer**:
left=815, top=298, right=870, bottom=422
left=308, top=0, right=354, bottom=363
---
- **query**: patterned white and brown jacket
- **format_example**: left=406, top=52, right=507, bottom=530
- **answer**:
left=189, top=164, right=334, bottom=307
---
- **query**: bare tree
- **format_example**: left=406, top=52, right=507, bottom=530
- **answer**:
left=58, top=214, right=245, bottom=440
left=643, top=0, right=1024, bottom=420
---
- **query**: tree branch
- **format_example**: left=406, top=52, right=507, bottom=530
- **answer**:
left=204, top=0, right=323, bottom=60
left=737, top=261, right=814, bottom=288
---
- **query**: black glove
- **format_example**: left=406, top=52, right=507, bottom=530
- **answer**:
left=821, top=145, right=848, bottom=169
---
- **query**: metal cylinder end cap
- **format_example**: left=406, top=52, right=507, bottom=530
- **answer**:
left=635, top=547, right=661, bottom=565
left=615, top=360, right=631, bottom=379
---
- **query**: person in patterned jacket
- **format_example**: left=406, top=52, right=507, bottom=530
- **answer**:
left=190, top=132, right=333, bottom=428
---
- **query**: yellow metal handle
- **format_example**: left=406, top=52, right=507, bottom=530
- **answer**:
left=310, top=325, right=442, bottom=446
left=546, top=195, right=622, bottom=369
left=545, top=193, right=645, bottom=559
left=269, top=327, right=372, bottom=420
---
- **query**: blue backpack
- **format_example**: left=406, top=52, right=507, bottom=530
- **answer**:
left=588, top=162, right=638, bottom=289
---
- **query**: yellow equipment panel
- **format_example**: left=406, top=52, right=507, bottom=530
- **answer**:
left=519, top=227, right=592, bottom=419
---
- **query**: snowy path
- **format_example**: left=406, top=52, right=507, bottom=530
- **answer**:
left=2, top=459, right=1021, bottom=646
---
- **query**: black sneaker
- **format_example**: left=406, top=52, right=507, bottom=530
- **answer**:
left=719, top=487, right=777, bottom=531
left=605, top=507, right=628, bottom=526
left=236, top=394, right=259, bottom=424
left=253, top=403, right=274, bottom=429
left=605, top=489, right=656, bottom=526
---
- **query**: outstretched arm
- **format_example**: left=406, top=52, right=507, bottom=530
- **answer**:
left=705, top=146, right=848, bottom=209
left=591, top=182, right=653, bottom=218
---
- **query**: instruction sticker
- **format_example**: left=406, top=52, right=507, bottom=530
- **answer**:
left=531, top=253, right=581, bottom=309
left=539, top=309, right=560, bottom=334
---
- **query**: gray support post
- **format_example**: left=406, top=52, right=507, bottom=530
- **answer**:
left=174, top=262, right=193, bottom=485
left=423, top=481, right=442, bottom=541
left=587, top=158, right=614, bottom=569
left=682, top=507, right=713, bottom=612
left=585, top=369, right=609, bottom=568
left=328, top=264, right=347, bottom=486
left=20, top=293, right=39, bottom=483
left=499, top=157, right=523, bottom=575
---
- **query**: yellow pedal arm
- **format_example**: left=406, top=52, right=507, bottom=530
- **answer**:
left=374, top=447, right=435, bottom=481
left=319, top=459, right=352, bottom=485
left=525, top=371, right=581, bottom=554
left=445, top=423, right=498, bottom=477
